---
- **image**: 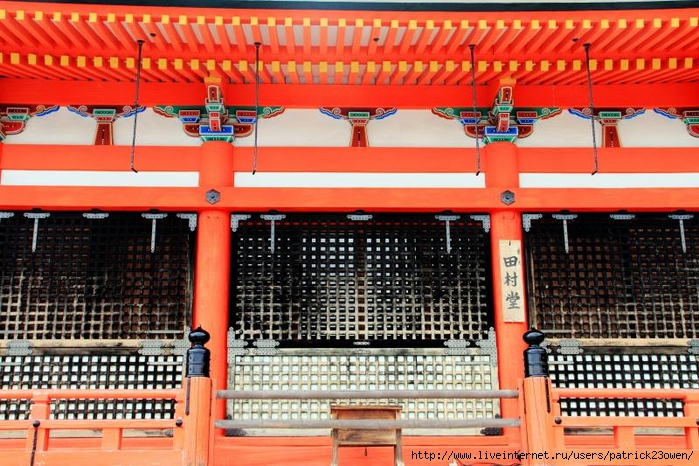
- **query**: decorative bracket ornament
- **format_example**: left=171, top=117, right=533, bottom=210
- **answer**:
left=569, top=107, right=645, bottom=147
left=154, top=83, right=284, bottom=143
left=68, top=105, right=145, bottom=145
left=654, top=108, right=699, bottom=138
left=433, top=86, right=560, bottom=144
left=0, top=104, right=58, bottom=142
left=319, top=107, right=397, bottom=147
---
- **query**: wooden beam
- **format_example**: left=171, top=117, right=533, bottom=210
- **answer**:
left=2, top=78, right=698, bottom=107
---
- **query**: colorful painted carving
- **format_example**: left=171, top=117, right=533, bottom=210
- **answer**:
left=654, top=108, right=699, bottom=138
left=569, top=107, right=645, bottom=147
left=433, top=86, right=560, bottom=144
left=0, top=104, right=59, bottom=142
left=67, top=105, right=145, bottom=145
left=319, top=107, right=397, bottom=147
left=154, top=84, right=284, bottom=143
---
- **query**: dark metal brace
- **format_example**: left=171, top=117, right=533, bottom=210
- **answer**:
left=30, top=420, right=40, bottom=466
left=142, top=213, right=168, bottom=253
left=435, top=214, right=460, bottom=253
left=552, top=214, right=577, bottom=253
left=24, top=213, right=50, bottom=253
left=261, top=213, right=286, bottom=253
left=669, top=214, right=694, bottom=253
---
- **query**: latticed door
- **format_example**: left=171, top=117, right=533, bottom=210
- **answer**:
left=228, top=213, right=498, bottom=435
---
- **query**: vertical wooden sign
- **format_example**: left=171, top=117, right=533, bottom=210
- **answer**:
left=499, top=239, right=526, bottom=322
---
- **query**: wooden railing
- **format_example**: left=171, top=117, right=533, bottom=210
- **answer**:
left=2, top=329, right=698, bottom=465
left=0, top=388, right=186, bottom=465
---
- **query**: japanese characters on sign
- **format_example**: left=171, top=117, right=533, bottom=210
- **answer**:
left=499, top=240, right=526, bottom=322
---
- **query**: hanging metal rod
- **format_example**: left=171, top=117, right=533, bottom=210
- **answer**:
left=584, top=43, right=599, bottom=175
left=469, top=44, right=482, bottom=176
left=130, top=39, right=145, bottom=173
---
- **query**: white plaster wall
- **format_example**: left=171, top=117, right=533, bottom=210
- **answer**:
left=516, top=110, right=601, bottom=148
left=620, top=111, right=699, bottom=147
left=368, top=110, right=475, bottom=147
left=4, top=107, right=94, bottom=145
left=5, top=107, right=699, bottom=148
left=112, top=109, right=201, bottom=146
left=234, top=109, right=349, bottom=147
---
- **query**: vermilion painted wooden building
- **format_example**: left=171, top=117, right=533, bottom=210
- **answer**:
left=0, top=0, right=698, bottom=465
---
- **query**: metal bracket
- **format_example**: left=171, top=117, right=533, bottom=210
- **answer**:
left=170, top=326, right=191, bottom=356
left=669, top=214, right=694, bottom=253
left=0, top=212, right=14, bottom=221
left=476, top=328, right=498, bottom=367
left=176, top=213, right=198, bottom=232
left=469, top=214, right=491, bottom=233
left=522, top=213, right=543, bottom=232
left=552, top=214, right=577, bottom=253
left=231, top=214, right=252, bottom=232
left=82, top=212, right=109, bottom=220
left=347, top=213, right=373, bottom=221
left=142, top=213, right=168, bottom=253
left=688, top=339, right=699, bottom=355
left=253, top=339, right=279, bottom=356
left=557, top=339, right=583, bottom=355
left=139, top=340, right=166, bottom=356
left=444, top=339, right=470, bottom=356
left=24, top=212, right=51, bottom=253
left=260, top=214, right=286, bottom=253
left=6, top=340, right=32, bottom=356
left=610, top=213, right=635, bottom=220
left=436, top=214, right=459, bottom=254
left=227, top=328, right=249, bottom=362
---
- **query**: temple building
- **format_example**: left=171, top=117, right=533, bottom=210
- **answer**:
left=0, top=0, right=698, bottom=464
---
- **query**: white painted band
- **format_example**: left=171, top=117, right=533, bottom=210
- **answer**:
left=234, top=172, right=486, bottom=188
left=1, top=170, right=200, bottom=187
left=520, top=173, right=699, bottom=189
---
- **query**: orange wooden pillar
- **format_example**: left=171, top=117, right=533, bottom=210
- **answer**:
left=194, top=141, right=234, bottom=427
left=484, top=142, right=528, bottom=433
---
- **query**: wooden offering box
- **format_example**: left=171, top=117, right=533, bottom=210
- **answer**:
left=330, top=405, right=404, bottom=466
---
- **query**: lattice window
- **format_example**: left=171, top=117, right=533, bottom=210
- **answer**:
left=0, top=353, right=183, bottom=420
left=228, top=348, right=497, bottom=435
left=0, top=212, right=194, bottom=340
left=231, top=214, right=492, bottom=344
left=525, top=214, right=699, bottom=339
left=550, top=351, right=697, bottom=417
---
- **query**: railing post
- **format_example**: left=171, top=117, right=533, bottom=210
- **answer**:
left=521, top=329, right=556, bottom=466
left=183, top=327, right=213, bottom=466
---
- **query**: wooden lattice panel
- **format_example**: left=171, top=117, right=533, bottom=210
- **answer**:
left=231, top=213, right=492, bottom=345
left=525, top=213, right=699, bottom=339
left=0, top=212, right=194, bottom=340
left=227, top=348, right=497, bottom=436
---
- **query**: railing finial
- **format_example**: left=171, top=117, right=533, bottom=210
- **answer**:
left=187, top=326, right=211, bottom=378
left=523, top=328, right=548, bottom=378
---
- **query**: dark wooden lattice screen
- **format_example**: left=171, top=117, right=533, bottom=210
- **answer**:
left=525, top=213, right=699, bottom=339
left=0, top=212, right=194, bottom=340
left=231, top=213, right=492, bottom=345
